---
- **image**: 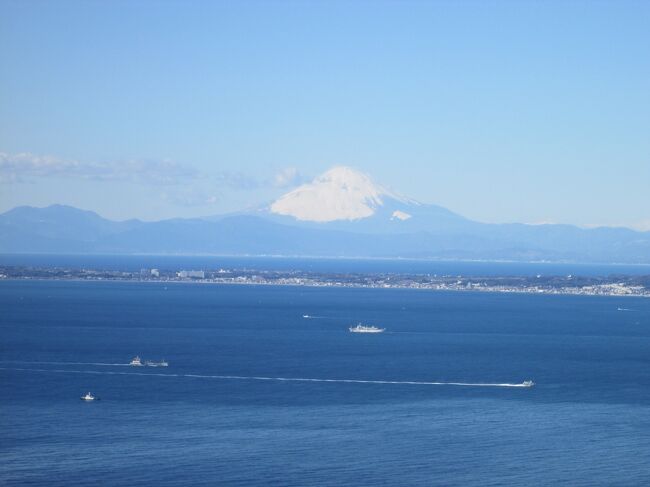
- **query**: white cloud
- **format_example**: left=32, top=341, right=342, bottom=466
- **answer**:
left=1, top=151, right=316, bottom=212
left=273, top=167, right=305, bottom=188
left=0, top=151, right=294, bottom=191
left=0, top=152, right=199, bottom=185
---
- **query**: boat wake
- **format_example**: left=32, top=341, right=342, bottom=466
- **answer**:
left=0, top=360, right=132, bottom=367
left=0, top=367, right=534, bottom=388
left=186, top=374, right=533, bottom=387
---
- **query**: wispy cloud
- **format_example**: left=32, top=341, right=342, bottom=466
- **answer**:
left=161, top=189, right=220, bottom=207
left=1, top=152, right=307, bottom=190
left=273, top=167, right=305, bottom=188
left=1, top=151, right=309, bottom=212
left=0, top=152, right=199, bottom=185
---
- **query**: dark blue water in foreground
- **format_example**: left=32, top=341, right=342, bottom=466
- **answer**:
left=2, top=280, right=650, bottom=486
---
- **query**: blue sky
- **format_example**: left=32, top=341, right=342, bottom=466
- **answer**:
left=1, top=0, right=648, bottom=229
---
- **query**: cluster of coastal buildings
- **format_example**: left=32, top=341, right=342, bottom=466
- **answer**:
left=141, top=268, right=203, bottom=279
left=2, top=266, right=649, bottom=298
left=203, top=275, right=650, bottom=297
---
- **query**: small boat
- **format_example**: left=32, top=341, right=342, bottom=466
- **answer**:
left=522, top=380, right=535, bottom=387
left=349, top=323, right=385, bottom=333
left=80, top=392, right=97, bottom=401
left=302, top=314, right=311, bottom=318
left=129, top=356, right=143, bottom=366
left=145, top=360, right=169, bottom=367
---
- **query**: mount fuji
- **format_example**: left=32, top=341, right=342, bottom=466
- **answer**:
left=261, top=166, right=474, bottom=235
left=1, top=166, right=649, bottom=263
left=270, top=166, right=419, bottom=223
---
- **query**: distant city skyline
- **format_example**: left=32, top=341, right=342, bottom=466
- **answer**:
left=1, top=1, right=649, bottom=230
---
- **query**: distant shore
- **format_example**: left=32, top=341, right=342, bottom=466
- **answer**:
left=2, top=265, right=649, bottom=299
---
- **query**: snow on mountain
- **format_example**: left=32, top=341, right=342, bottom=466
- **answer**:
left=269, top=166, right=415, bottom=222
left=391, top=210, right=412, bottom=221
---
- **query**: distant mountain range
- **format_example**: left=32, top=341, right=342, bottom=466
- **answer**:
left=1, top=166, right=649, bottom=263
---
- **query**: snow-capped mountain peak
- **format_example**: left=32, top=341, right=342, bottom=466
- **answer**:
left=269, top=166, right=414, bottom=222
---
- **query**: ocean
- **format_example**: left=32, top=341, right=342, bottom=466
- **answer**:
left=2, top=276, right=650, bottom=485
left=2, top=253, right=650, bottom=277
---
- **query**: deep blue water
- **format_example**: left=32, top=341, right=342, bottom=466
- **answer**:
left=2, top=280, right=650, bottom=486
left=2, top=253, right=650, bottom=277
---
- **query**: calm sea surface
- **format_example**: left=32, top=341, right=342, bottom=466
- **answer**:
left=2, top=253, right=650, bottom=276
left=2, top=278, right=650, bottom=485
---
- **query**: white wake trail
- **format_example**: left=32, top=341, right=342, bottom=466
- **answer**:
left=0, top=367, right=180, bottom=377
left=185, top=374, right=531, bottom=387
left=0, top=367, right=533, bottom=388
left=0, top=360, right=131, bottom=367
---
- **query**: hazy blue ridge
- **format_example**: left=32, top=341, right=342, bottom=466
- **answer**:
left=1, top=204, right=649, bottom=263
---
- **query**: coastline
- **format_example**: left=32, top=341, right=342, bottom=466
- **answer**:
left=2, top=272, right=649, bottom=299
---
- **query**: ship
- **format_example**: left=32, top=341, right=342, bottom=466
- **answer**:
left=349, top=323, right=385, bottom=333
left=129, top=356, right=143, bottom=366
left=80, top=392, right=97, bottom=401
left=145, top=360, right=169, bottom=367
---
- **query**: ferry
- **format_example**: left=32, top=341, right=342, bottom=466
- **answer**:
left=522, top=380, right=535, bottom=387
left=129, top=356, right=143, bottom=366
left=145, top=360, right=169, bottom=367
left=80, top=392, right=96, bottom=401
left=349, top=323, right=385, bottom=333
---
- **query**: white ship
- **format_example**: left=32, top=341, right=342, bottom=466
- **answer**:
left=349, top=323, right=385, bottom=333
left=80, top=392, right=96, bottom=401
left=145, top=360, right=169, bottom=367
left=129, top=356, right=143, bottom=366
left=522, top=380, right=535, bottom=387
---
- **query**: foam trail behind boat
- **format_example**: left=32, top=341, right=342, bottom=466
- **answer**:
left=0, top=367, right=534, bottom=388
left=0, top=360, right=132, bottom=366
